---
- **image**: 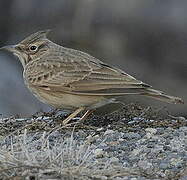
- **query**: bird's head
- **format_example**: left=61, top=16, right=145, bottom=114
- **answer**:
left=0, top=30, right=52, bottom=67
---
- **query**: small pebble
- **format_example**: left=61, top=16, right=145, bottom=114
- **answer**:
left=138, top=160, right=153, bottom=170
left=179, top=175, right=187, bottom=180
left=104, top=129, right=115, bottom=135
left=96, top=127, right=104, bottom=132
left=110, top=157, right=119, bottom=164
left=145, top=128, right=157, bottom=134
left=92, top=175, right=107, bottom=180
left=118, top=138, right=125, bottom=142
left=94, top=148, right=105, bottom=158
left=177, top=116, right=186, bottom=121
left=179, top=126, right=187, bottom=132
left=86, top=134, right=100, bottom=144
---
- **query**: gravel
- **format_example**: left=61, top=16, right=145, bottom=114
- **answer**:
left=0, top=103, right=186, bottom=179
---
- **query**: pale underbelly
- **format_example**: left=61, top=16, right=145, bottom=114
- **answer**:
left=28, top=86, right=111, bottom=110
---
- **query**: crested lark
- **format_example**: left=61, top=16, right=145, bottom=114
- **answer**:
left=0, top=30, right=184, bottom=124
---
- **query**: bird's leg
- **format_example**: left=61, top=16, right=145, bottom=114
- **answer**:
left=62, top=107, right=85, bottom=125
left=78, top=109, right=95, bottom=124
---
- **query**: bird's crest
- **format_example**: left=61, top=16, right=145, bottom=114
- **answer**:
left=20, top=29, right=51, bottom=44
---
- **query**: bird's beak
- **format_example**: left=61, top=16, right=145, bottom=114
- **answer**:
left=0, top=45, right=17, bottom=52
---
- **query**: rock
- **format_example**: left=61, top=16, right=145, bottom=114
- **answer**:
left=179, top=126, right=187, bottom=132
left=110, top=157, right=119, bottom=164
left=94, top=148, right=105, bottom=158
left=86, top=134, right=100, bottom=144
left=179, top=176, right=187, bottom=180
left=170, top=157, right=183, bottom=168
left=145, top=128, right=157, bottom=134
left=160, top=161, right=170, bottom=169
left=104, top=129, right=115, bottom=135
left=123, top=132, right=141, bottom=140
left=92, top=175, right=107, bottom=180
left=138, top=160, right=153, bottom=170
left=96, top=127, right=104, bottom=132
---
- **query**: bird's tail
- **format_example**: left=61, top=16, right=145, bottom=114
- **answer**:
left=143, top=88, right=184, bottom=104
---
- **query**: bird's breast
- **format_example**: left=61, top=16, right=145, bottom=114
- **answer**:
left=25, top=84, right=108, bottom=110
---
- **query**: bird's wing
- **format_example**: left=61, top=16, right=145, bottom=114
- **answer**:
left=24, top=54, right=151, bottom=96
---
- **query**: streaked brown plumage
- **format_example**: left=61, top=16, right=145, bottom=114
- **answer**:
left=0, top=30, right=184, bottom=124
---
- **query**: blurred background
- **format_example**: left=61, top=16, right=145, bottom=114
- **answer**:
left=0, top=0, right=186, bottom=117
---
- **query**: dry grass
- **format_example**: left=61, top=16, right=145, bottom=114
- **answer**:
left=0, top=128, right=91, bottom=179
left=0, top=127, right=128, bottom=179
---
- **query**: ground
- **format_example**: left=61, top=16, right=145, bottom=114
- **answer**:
left=0, top=103, right=187, bottom=180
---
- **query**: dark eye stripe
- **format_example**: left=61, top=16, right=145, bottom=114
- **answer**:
left=38, top=44, right=46, bottom=49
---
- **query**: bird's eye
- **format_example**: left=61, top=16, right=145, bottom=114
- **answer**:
left=29, top=45, right=38, bottom=51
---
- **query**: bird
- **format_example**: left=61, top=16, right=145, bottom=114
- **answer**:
left=0, top=30, right=184, bottom=125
